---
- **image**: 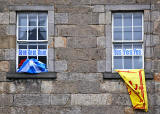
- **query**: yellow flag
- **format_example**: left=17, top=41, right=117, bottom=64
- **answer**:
left=115, top=69, right=148, bottom=112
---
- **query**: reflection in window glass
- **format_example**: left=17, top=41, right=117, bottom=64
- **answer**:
left=114, top=13, right=122, bottom=27
left=18, top=27, right=27, bottom=40
left=28, top=27, right=37, bottom=40
left=18, top=14, right=27, bottom=26
left=114, top=28, right=122, bottom=40
left=38, top=13, right=47, bottom=26
left=29, top=13, right=37, bottom=26
left=124, top=27, right=132, bottom=40
left=133, top=13, right=142, bottom=26
left=124, top=56, right=132, bottom=69
left=38, top=27, right=47, bottom=40
left=114, top=56, right=122, bottom=69
left=134, top=56, right=142, bottom=69
left=124, top=13, right=132, bottom=26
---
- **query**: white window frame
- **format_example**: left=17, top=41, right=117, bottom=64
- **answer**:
left=112, top=12, right=144, bottom=71
left=16, top=12, right=48, bottom=70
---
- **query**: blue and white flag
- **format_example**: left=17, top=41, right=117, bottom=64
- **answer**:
left=17, top=59, right=48, bottom=73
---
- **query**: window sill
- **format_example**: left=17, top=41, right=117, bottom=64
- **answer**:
left=6, top=72, right=57, bottom=79
left=103, top=72, right=153, bottom=79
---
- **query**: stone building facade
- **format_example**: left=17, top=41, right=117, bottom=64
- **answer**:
left=0, top=0, right=160, bottom=114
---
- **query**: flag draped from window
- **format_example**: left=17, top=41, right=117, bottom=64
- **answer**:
left=116, top=69, right=148, bottom=112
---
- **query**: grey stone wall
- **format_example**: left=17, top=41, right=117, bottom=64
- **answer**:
left=0, top=0, right=159, bottom=114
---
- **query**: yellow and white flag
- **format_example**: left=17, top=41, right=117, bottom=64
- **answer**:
left=116, top=69, right=148, bottom=112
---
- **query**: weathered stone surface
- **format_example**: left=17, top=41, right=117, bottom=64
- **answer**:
left=155, top=81, right=160, bottom=93
left=55, top=48, right=105, bottom=61
left=67, top=37, right=97, bottom=48
left=54, top=37, right=67, bottom=48
left=71, top=94, right=112, bottom=105
left=7, top=25, right=16, bottom=35
left=124, top=107, right=134, bottom=114
left=0, top=82, right=8, bottom=94
left=0, top=61, right=9, bottom=72
left=56, top=25, right=104, bottom=37
left=68, top=13, right=91, bottom=25
left=52, top=81, right=101, bottom=94
left=4, top=49, right=16, bottom=60
left=50, top=94, right=70, bottom=105
left=10, top=107, right=25, bottom=114
left=55, top=13, right=68, bottom=24
left=155, top=93, right=160, bottom=106
left=93, top=5, right=104, bottom=12
left=112, top=94, right=132, bottom=106
left=0, top=12, right=9, bottom=24
left=55, top=5, right=92, bottom=13
left=9, top=11, right=16, bottom=24
left=91, top=0, right=136, bottom=4
left=0, top=107, right=10, bottom=114
left=100, top=80, right=128, bottom=94
left=153, top=46, right=160, bottom=59
left=97, top=60, right=106, bottom=72
left=68, top=60, right=97, bottom=72
left=13, top=94, right=50, bottom=106
left=41, top=81, right=53, bottom=93
left=154, top=73, right=160, bottom=82
left=82, top=106, right=124, bottom=114
left=0, top=94, right=13, bottom=107
left=55, top=60, right=67, bottom=72
left=106, top=11, right=111, bottom=25
left=57, top=73, right=103, bottom=81
left=97, top=36, right=106, bottom=48
left=41, top=106, right=82, bottom=114
left=99, top=13, right=105, bottom=24
left=0, top=72, right=6, bottom=81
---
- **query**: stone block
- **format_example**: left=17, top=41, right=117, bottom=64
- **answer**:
left=0, top=94, right=13, bottom=107
left=97, top=36, right=106, bottom=48
left=41, top=81, right=53, bottom=93
left=4, top=49, right=16, bottom=60
left=55, top=37, right=66, bottom=48
left=0, top=72, right=6, bottom=81
left=50, top=94, right=70, bottom=105
left=145, top=47, right=153, bottom=59
left=106, top=11, right=111, bottom=25
left=48, top=11, right=54, bottom=23
left=25, top=106, right=41, bottom=114
left=71, top=94, right=112, bottom=105
left=7, top=25, right=16, bottom=35
left=93, top=5, right=104, bottom=12
left=97, top=60, right=106, bottom=72
left=55, top=60, right=67, bottom=72
left=55, top=48, right=105, bottom=61
left=55, top=5, right=92, bottom=13
left=13, top=94, right=50, bottom=106
left=0, top=25, right=8, bottom=36
left=152, top=35, right=159, bottom=46
left=0, top=61, right=9, bottom=72
left=106, top=25, right=112, bottom=48
left=124, top=107, right=134, bottom=114
left=9, top=36, right=16, bottom=49
left=57, top=73, right=103, bottom=81
left=0, top=37, right=10, bottom=49
left=155, top=93, right=160, bottom=106
left=67, top=37, right=97, bottom=48
left=9, top=60, right=16, bottom=73
left=155, top=81, right=160, bottom=92
left=82, top=106, right=124, bottom=114
left=99, top=13, right=105, bottom=24
left=68, top=13, right=91, bottom=25
left=154, top=73, right=160, bottom=82
left=144, top=60, right=152, bottom=73
left=106, top=47, right=112, bottom=72
left=100, top=80, right=128, bottom=94
left=68, top=60, right=97, bottom=72
left=9, top=11, right=16, bottom=24
left=92, top=0, right=136, bottom=4
left=55, top=13, right=68, bottom=24
left=0, top=12, right=9, bottom=24
left=0, top=107, right=11, bottom=114
left=144, top=34, right=151, bottom=47
left=48, top=48, right=54, bottom=60
left=52, top=81, right=101, bottom=94
left=91, top=13, right=99, bottom=24
left=153, top=46, right=160, bottom=59
left=48, top=60, right=54, bottom=72
left=56, top=25, right=104, bottom=37
left=144, top=10, right=151, bottom=21
left=112, top=94, right=132, bottom=106
left=48, top=23, right=54, bottom=36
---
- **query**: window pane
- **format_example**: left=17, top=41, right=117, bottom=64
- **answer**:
left=38, top=13, right=47, bottom=26
left=38, top=27, right=47, bottom=40
left=123, top=44, right=132, bottom=56
left=114, top=13, right=122, bottom=27
left=38, top=45, right=47, bottom=49
left=113, top=44, right=122, bottom=56
left=29, top=13, right=37, bottom=26
left=38, top=56, right=47, bottom=65
left=124, top=13, right=132, bottom=27
left=114, top=28, right=122, bottom=40
left=114, top=56, right=122, bottom=69
left=124, top=27, right=132, bottom=40
left=124, top=56, right=132, bottom=69
left=19, top=45, right=27, bottom=49
left=133, top=43, right=142, bottom=56
left=18, top=56, right=27, bottom=68
left=133, top=13, right=142, bottom=26
left=28, top=27, right=37, bottom=40
left=134, top=56, right=142, bottom=69
left=18, top=14, right=27, bottom=26
left=28, top=56, right=37, bottom=59
left=29, top=45, right=37, bottom=49
left=18, top=27, right=27, bottom=40
left=133, top=27, right=142, bottom=40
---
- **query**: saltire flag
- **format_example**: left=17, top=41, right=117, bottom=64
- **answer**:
left=115, top=69, right=148, bottom=112
left=17, top=58, right=48, bottom=73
